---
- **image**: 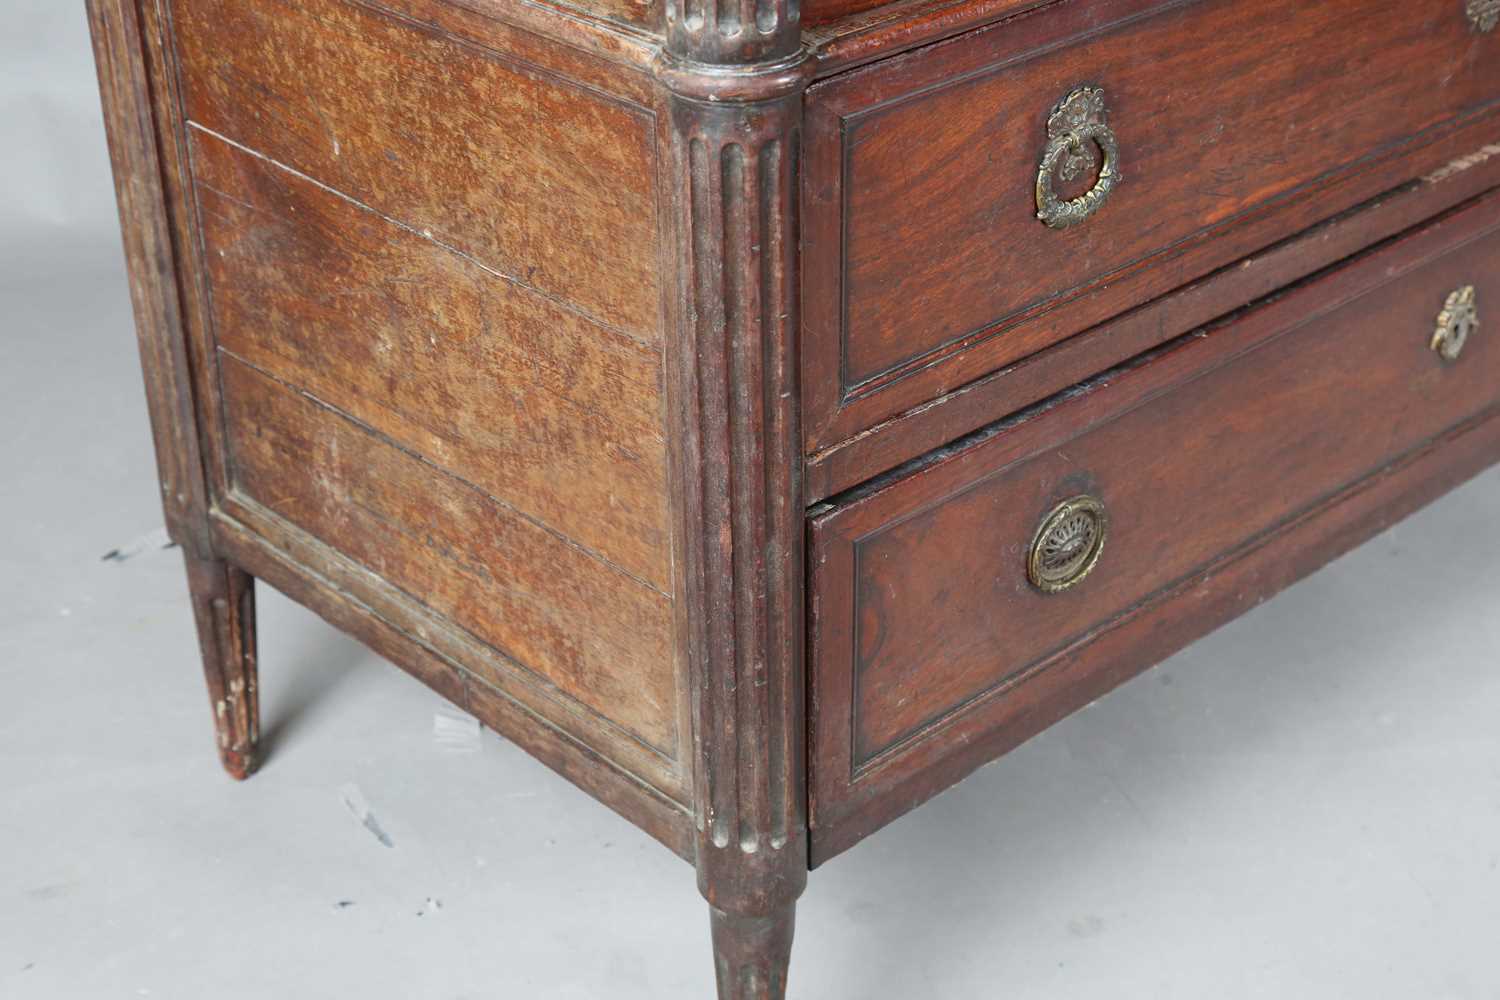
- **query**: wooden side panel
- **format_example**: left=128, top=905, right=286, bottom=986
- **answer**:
left=809, top=192, right=1500, bottom=859
left=169, top=0, right=662, bottom=340
left=208, top=510, right=696, bottom=857
left=190, top=133, right=671, bottom=590
left=86, top=0, right=216, bottom=557
left=144, top=0, right=688, bottom=779
left=220, top=356, right=678, bottom=753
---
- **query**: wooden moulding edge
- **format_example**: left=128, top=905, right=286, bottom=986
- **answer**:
left=209, top=507, right=698, bottom=863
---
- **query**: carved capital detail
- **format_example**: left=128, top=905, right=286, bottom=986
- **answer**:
left=659, top=66, right=811, bottom=916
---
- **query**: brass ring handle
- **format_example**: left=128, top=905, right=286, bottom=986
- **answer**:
left=1468, top=0, right=1498, bottom=32
left=1036, top=87, right=1122, bottom=230
left=1028, top=495, right=1108, bottom=594
left=1433, top=285, right=1479, bottom=362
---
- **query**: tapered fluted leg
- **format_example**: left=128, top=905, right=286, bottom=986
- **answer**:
left=657, top=1, right=810, bottom=995
left=710, top=904, right=796, bottom=1000
left=184, top=553, right=259, bottom=780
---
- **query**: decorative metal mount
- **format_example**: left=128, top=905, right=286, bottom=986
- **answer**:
left=1036, top=86, right=1122, bottom=230
left=1028, top=495, right=1109, bottom=594
left=1469, top=0, right=1499, bottom=32
left=1433, top=284, right=1479, bottom=362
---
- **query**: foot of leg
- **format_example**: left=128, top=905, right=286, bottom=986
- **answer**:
left=184, top=553, right=259, bottom=780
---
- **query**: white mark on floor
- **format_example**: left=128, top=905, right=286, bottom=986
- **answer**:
left=433, top=705, right=482, bottom=754
left=101, top=526, right=174, bottom=563
left=339, top=783, right=395, bottom=848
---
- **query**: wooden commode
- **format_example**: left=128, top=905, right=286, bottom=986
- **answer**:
left=87, top=0, right=1500, bottom=995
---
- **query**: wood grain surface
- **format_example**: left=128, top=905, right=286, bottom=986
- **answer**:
left=170, top=0, right=662, bottom=340
left=809, top=190, right=1500, bottom=860
left=190, top=131, right=672, bottom=591
left=804, top=128, right=1500, bottom=500
left=219, top=357, right=679, bottom=753
left=151, top=0, right=688, bottom=774
left=803, top=0, right=1500, bottom=450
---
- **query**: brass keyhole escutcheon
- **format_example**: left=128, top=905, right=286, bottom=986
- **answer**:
left=1036, top=87, right=1122, bottom=230
left=1432, top=285, right=1479, bottom=363
left=1028, top=495, right=1108, bottom=594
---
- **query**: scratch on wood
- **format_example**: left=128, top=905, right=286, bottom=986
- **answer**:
left=1424, top=143, right=1500, bottom=185
left=186, top=121, right=656, bottom=354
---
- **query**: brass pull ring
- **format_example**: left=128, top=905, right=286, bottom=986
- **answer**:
left=1036, top=87, right=1122, bottom=230
left=1028, top=495, right=1108, bottom=594
left=1433, top=285, right=1479, bottom=362
left=1468, top=0, right=1499, bottom=32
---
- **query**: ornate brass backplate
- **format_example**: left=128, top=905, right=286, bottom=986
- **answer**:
left=1028, top=495, right=1108, bottom=593
left=1035, top=87, right=1122, bottom=230
left=1469, top=0, right=1500, bottom=32
left=1433, top=285, right=1479, bottom=362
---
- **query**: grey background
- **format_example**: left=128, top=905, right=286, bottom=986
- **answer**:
left=3, top=4, right=1499, bottom=998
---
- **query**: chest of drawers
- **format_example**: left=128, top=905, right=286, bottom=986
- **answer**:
left=88, top=0, right=1500, bottom=995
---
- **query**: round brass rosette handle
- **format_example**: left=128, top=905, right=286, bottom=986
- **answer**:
left=1035, top=87, right=1122, bottom=230
left=1028, top=495, right=1108, bottom=594
left=1432, top=285, right=1479, bottom=363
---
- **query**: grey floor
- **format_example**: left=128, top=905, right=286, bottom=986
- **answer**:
left=4, top=6, right=1500, bottom=999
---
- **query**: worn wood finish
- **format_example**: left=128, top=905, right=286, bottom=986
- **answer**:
left=88, top=0, right=268, bottom=785
left=367, top=0, right=664, bottom=76
left=801, top=0, right=899, bottom=29
left=96, top=0, right=695, bottom=839
left=163, top=0, right=691, bottom=798
left=190, top=130, right=672, bottom=591
left=184, top=555, right=260, bottom=780
left=813, top=400, right=1500, bottom=863
left=657, top=0, right=811, bottom=993
left=809, top=191, right=1500, bottom=860
left=710, top=905, right=797, bottom=999
left=806, top=126, right=1500, bottom=500
left=207, top=508, right=698, bottom=858
left=90, top=0, right=1500, bottom=991
left=86, top=0, right=214, bottom=558
left=219, top=356, right=679, bottom=754
left=803, top=0, right=1500, bottom=453
left=214, top=486, right=689, bottom=800
left=170, top=0, right=663, bottom=341
left=805, top=0, right=1049, bottom=73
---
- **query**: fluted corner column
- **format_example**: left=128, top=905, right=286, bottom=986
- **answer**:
left=654, top=7, right=812, bottom=997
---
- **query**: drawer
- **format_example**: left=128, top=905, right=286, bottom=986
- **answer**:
left=802, top=0, right=1500, bottom=452
left=807, top=191, right=1500, bottom=863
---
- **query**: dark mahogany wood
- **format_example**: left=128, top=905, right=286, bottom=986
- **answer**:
left=658, top=0, right=812, bottom=993
left=811, top=401, right=1500, bottom=862
left=809, top=190, right=1500, bottom=862
left=805, top=125, right=1500, bottom=500
left=806, top=0, right=1049, bottom=71
left=88, top=0, right=1500, bottom=993
left=710, top=904, right=797, bottom=999
left=802, top=0, right=1500, bottom=456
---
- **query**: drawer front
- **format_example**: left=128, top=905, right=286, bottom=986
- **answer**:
left=808, top=193, right=1500, bottom=862
left=803, top=0, right=1500, bottom=451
